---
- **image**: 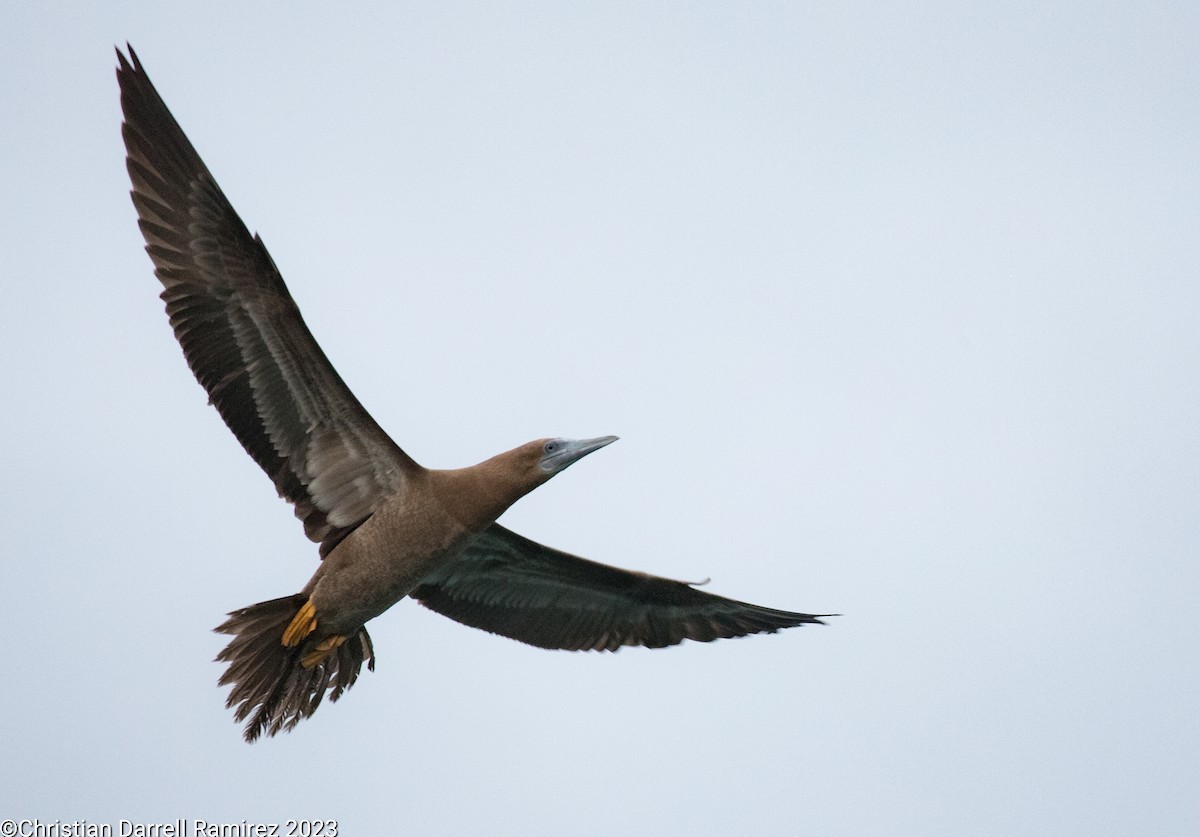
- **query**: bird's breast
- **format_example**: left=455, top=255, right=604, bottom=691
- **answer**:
left=306, top=494, right=474, bottom=633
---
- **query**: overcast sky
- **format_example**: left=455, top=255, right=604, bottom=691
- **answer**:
left=3, top=2, right=1198, bottom=835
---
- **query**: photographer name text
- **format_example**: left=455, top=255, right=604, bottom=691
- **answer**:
left=1, top=821, right=338, bottom=837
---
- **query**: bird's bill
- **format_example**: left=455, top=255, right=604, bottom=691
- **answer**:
left=541, top=435, right=619, bottom=473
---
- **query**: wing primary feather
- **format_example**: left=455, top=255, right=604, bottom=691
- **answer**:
left=412, top=524, right=831, bottom=652
left=117, top=45, right=422, bottom=555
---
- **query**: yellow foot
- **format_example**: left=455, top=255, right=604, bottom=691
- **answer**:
left=301, top=634, right=347, bottom=669
left=282, top=599, right=318, bottom=647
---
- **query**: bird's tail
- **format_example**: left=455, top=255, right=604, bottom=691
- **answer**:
left=214, top=594, right=374, bottom=742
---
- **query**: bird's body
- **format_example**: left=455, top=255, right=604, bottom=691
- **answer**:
left=299, top=444, right=561, bottom=635
left=303, top=475, right=474, bottom=635
left=117, top=45, right=831, bottom=742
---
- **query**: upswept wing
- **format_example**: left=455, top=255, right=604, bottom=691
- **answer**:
left=412, top=524, right=829, bottom=651
left=117, top=47, right=419, bottom=555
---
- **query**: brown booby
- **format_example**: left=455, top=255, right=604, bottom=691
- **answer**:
left=117, top=46, right=831, bottom=742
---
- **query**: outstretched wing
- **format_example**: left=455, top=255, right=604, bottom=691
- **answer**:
left=117, top=46, right=420, bottom=556
left=411, top=524, right=829, bottom=651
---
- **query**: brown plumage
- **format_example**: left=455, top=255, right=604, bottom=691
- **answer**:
left=117, top=45, right=832, bottom=742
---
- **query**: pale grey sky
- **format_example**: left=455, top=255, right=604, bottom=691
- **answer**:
left=3, top=2, right=1198, bottom=835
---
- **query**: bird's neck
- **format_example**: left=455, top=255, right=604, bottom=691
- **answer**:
left=428, top=452, right=545, bottom=532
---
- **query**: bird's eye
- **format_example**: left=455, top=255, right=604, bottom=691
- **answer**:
left=544, top=441, right=558, bottom=454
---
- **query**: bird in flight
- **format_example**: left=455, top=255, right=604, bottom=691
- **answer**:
left=116, top=45, right=831, bottom=742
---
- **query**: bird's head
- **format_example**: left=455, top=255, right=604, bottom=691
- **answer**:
left=448, top=435, right=619, bottom=529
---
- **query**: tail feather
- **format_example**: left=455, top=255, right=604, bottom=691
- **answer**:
left=331, top=630, right=374, bottom=701
left=215, top=595, right=375, bottom=742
